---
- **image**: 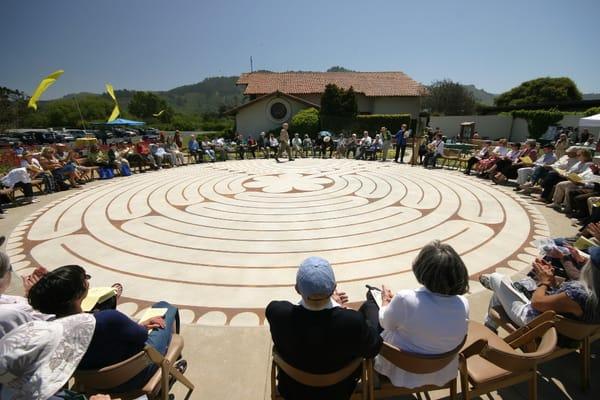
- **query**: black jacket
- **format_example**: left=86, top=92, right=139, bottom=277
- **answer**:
left=266, top=301, right=382, bottom=400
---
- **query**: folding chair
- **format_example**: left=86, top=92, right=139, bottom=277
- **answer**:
left=270, top=349, right=369, bottom=400
left=369, top=336, right=467, bottom=400
left=459, top=311, right=557, bottom=400
left=489, top=305, right=600, bottom=390
left=72, top=334, right=194, bottom=400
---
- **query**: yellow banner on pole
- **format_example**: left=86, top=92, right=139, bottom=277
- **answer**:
left=28, top=70, right=64, bottom=110
left=105, top=83, right=120, bottom=122
left=108, top=104, right=120, bottom=122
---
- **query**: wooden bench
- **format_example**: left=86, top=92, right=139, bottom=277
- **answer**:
left=0, top=179, right=44, bottom=203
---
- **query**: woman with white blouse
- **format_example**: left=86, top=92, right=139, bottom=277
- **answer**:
left=361, top=240, right=470, bottom=388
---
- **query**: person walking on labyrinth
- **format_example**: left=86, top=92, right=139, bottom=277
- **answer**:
left=275, top=122, right=294, bottom=163
left=380, top=126, right=392, bottom=161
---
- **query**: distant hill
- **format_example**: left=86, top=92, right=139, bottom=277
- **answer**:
left=50, top=74, right=600, bottom=115
left=161, top=76, right=244, bottom=114
left=462, top=84, right=497, bottom=106
left=583, top=93, right=600, bottom=100
left=55, top=76, right=244, bottom=116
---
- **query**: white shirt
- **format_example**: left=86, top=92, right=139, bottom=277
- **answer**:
left=493, top=146, right=509, bottom=157
left=298, top=297, right=341, bottom=311
left=433, top=140, right=445, bottom=156
left=375, top=287, right=469, bottom=388
left=569, top=161, right=592, bottom=174
left=1, top=167, right=31, bottom=188
left=552, top=155, right=578, bottom=171
left=0, top=294, right=54, bottom=339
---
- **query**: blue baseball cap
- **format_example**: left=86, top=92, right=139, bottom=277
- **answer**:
left=296, top=257, right=336, bottom=299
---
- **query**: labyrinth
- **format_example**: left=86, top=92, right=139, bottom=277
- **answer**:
left=5, top=159, right=549, bottom=326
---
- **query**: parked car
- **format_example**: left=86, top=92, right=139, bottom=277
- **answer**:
left=141, top=127, right=159, bottom=135
left=55, top=132, right=75, bottom=142
left=66, top=129, right=89, bottom=139
left=13, top=131, right=37, bottom=145
left=142, top=133, right=160, bottom=142
left=0, top=135, right=21, bottom=147
left=34, top=131, right=58, bottom=144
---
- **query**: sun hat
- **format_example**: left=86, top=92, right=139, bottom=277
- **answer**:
left=0, top=313, right=96, bottom=400
left=296, top=257, right=336, bottom=299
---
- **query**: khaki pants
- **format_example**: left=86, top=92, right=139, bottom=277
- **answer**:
left=277, top=141, right=292, bottom=159
left=381, top=140, right=391, bottom=161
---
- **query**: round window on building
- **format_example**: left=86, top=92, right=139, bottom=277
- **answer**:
left=270, top=102, right=288, bottom=120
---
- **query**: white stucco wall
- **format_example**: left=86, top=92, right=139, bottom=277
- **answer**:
left=294, top=93, right=420, bottom=117
left=235, top=95, right=313, bottom=137
left=429, top=115, right=512, bottom=140
left=429, top=114, right=593, bottom=142
left=371, top=97, right=420, bottom=118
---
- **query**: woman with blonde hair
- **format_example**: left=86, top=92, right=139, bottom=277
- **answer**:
left=39, top=146, right=80, bottom=189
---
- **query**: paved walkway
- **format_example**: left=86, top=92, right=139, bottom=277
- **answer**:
left=2, top=160, right=598, bottom=399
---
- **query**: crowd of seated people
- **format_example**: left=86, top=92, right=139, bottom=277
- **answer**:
left=0, top=131, right=232, bottom=213
left=1, top=124, right=423, bottom=214
left=480, top=229, right=600, bottom=332
left=265, top=234, right=600, bottom=399
left=242, top=125, right=412, bottom=162
left=266, top=240, right=470, bottom=399
left=459, top=130, right=600, bottom=228
left=0, top=237, right=187, bottom=399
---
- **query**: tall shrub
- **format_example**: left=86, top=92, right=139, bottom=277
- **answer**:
left=509, top=109, right=564, bottom=139
left=355, top=114, right=412, bottom=134
left=290, top=107, right=320, bottom=136
left=320, top=84, right=357, bottom=132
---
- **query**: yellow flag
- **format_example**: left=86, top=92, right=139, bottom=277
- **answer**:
left=108, top=104, right=120, bottom=122
left=28, top=70, right=64, bottom=110
left=153, top=109, right=165, bottom=117
left=105, top=83, right=120, bottom=122
left=105, top=83, right=117, bottom=101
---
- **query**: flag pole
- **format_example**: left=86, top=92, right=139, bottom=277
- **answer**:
left=72, top=96, right=87, bottom=130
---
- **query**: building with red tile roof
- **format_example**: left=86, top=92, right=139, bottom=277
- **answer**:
left=232, top=71, right=425, bottom=137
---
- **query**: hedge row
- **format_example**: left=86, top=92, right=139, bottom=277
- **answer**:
left=509, top=109, right=564, bottom=139
left=355, top=114, right=412, bottom=134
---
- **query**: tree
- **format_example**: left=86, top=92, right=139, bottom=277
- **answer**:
left=17, top=95, right=115, bottom=128
left=320, top=84, right=358, bottom=132
left=290, top=107, right=320, bottom=136
left=495, top=77, right=582, bottom=107
left=423, top=79, right=476, bottom=115
left=128, top=91, right=173, bottom=122
left=326, top=66, right=355, bottom=72
left=0, top=87, right=30, bottom=130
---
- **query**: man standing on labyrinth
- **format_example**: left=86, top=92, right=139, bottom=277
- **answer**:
left=275, top=122, right=294, bottom=163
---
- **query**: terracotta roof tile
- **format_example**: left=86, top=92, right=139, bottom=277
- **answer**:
left=237, top=72, right=426, bottom=97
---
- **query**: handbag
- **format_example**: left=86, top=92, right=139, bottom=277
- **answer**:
left=120, top=163, right=132, bottom=176
left=99, top=167, right=114, bottom=179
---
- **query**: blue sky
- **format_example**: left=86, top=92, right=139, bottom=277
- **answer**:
left=1, top=0, right=598, bottom=98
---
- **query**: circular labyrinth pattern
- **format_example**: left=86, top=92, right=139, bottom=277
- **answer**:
left=8, top=159, right=549, bottom=326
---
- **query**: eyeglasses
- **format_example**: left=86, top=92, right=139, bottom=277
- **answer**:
left=84, top=273, right=91, bottom=280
